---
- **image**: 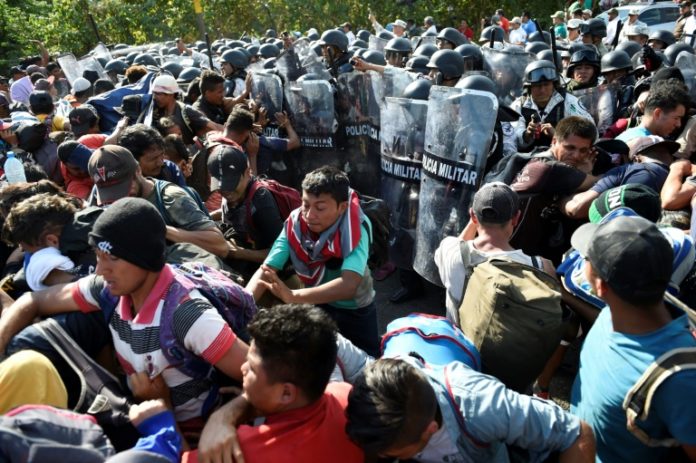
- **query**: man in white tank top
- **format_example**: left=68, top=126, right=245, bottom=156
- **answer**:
left=434, top=182, right=556, bottom=324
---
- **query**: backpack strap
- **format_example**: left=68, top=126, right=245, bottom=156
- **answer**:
left=458, top=240, right=475, bottom=307
left=243, top=179, right=264, bottom=234
left=34, top=318, right=128, bottom=415
left=622, top=292, right=696, bottom=447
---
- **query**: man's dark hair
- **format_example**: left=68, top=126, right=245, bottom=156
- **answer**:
left=0, top=180, right=69, bottom=218
left=496, top=8, right=505, bottom=16
left=346, top=359, right=438, bottom=456
left=224, top=106, right=255, bottom=132
left=125, top=65, right=147, bottom=84
left=46, top=62, right=60, bottom=74
left=163, top=134, right=190, bottom=163
left=118, top=123, right=165, bottom=159
left=247, top=304, right=338, bottom=402
left=184, top=77, right=202, bottom=104
left=199, top=70, right=225, bottom=96
left=94, top=78, right=115, bottom=95
left=29, top=72, right=44, bottom=84
left=24, top=163, right=49, bottom=182
left=2, top=193, right=77, bottom=246
left=301, top=165, right=350, bottom=203
left=74, top=88, right=92, bottom=100
left=555, top=116, right=597, bottom=142
left=645, top=79, right=689, bottom=114
left=522, top=11, right=531, bottom=18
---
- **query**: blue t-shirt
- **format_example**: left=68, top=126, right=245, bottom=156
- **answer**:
left=571, top=306, right=696, bottom=462
left=590, top=161, right=669, bottom=194
left=264, top=220, right=374, bottom=309
left=615, top=126, right=652, bottom=143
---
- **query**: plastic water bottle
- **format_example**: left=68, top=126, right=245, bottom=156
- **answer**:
left=4, top=151, right=26, bottom=184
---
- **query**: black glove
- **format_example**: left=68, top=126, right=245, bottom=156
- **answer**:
left=641, top=45, right=661, bottom=72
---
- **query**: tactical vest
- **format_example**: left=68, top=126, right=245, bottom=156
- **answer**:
left=519, top=92, right=565, bottom=151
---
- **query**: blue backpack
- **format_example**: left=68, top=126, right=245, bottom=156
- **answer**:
left=381, top=313, right=481, bottom=371
left=159, top=262, right=257, bottom=382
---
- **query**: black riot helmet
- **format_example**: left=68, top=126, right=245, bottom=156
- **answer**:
left=663, top=42, right=695, bottom=66
left=133, top=53, right=158, bottom=67
left=384, top=37, right=412, bottom=67
left=479, top=26, right=505, bottom=44
left=258, top=43, right=281, bottom=59
left=537, top=50, right=563, bottom=72
left=648, top=30, right=676, bottom=49
left=615, top=40, right=642, bottom=58
left=527, top=30, right=551, bottom=44
left=352, top=39, right=368, bottom=49
left=566, top=48, right=600, bottom=77
left=357, top=30, right=371, bottom=42
left=265, top=29, right=277, bottom=38
left=221, top=49, right=249, bottom=69
left=437, top=27, right=467, bottom=48
left=600, top=50, right=633, bottom=74
left=524, top=60, right=559, bottom=86
left=525, top=41, right=550, bottom=55
left=363, top=49, right=387, bottom=66
left=405, top=55, right=430, bottom=73
left=318, top=29, right=349, bottom=53
left=104, top=59, right=128, bottom=75
left=427, top=49, right=465, bottom=83
left=413, top=43, right=439, bottom=58
left=161, top=61, right=184, bottom=79
left=401, top=78, right=433, bottom=100
left=176, top=67, right=202, bottom=83
left=580, top=18, right=607, bottom=39
left=456, top=74, right=497, bottom=93
left=454, top=44, right=484, bottom=71
left=378, top=30, right=395, bottom=41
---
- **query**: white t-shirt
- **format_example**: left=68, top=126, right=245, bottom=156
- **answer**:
left=685, top=15, right=696, bottom=39
left=434, top=237, right=534, bottom=325
left=25, top=246, right=75, bottom=291
left=509, top=27, right=527, bottom=45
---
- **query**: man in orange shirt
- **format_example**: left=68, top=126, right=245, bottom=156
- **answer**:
left=193, top=304, right=364, bottom=463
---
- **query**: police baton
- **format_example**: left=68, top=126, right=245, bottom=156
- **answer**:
left=205, top=32, right=214, bottom=69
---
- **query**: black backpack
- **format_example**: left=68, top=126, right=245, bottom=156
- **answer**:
left=357, top=193, right=392, bottom=270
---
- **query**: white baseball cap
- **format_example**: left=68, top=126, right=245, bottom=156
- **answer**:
left=71, top=77, right=92, bottom=95
left=151, top=74, right=181, bottom=94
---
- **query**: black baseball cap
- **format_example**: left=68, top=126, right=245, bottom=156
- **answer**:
left=68, top=105, right=99, bottom=137
left=571, top=215, right=672, bottom=304
left=472, top=182, right=519, bottom=224
left=88, top=145, right=139, bottom=205
left=207, top=146, right=249, bottom=192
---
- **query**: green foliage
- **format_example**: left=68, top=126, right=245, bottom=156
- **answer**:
left=0, top=0, right=561, bottom=73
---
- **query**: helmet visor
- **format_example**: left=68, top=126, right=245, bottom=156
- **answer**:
left=527, top=67, right=558, bottom=83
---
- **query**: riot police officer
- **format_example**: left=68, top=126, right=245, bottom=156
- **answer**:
left=600, top=50, right=636, bottom=120
left=580, top=19, right=608, bottom=56
left=436, top=27, right=467, bottom=49
left=511, top=60, right=594, bottom=152
left=220, top=49, right=249, bottom=98
left=426, top=50, right=464, bottom=86
left=318, top=29, right=353, bottom=77
left=565, top=48, right=601, bottom=92
left=383, top=37, right=413, bottom=68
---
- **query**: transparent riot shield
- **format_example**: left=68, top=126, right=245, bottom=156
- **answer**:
left=481, top=47, right=533, bottom=106
left=90, top=43, right=112, bottom=62
left=275, top=48, right=306, bottom=84
left=57, top=54, right=108, bottom=85
left=413, top=87, right=498, bottom=285
left=380, top=97, right=428, bottom=269
left=336, top=72, right=371, bottom=191
left=383, top=67, right=417, bottom=99
left=284, top=79, right=341, bottom=186
left=676, top=53, right=696, bottom=103
left=369, top=35, right=389, bottom=52
left=410, top=36, right=437, bottom=49
left=572, top=84, right=618, bottom=136
left=251, top=72, right=284, bottom=137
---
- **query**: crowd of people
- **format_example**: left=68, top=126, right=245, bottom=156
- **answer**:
left=0, top=2, right=695, bottom=462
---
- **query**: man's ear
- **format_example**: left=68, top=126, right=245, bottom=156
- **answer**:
left=337, top=200, right=349, bottom=215
left=279, top=382, right=298, bottom=406
left=420, top=420, right=439, bottom=443
left=44, top=233, right=60, bottom=248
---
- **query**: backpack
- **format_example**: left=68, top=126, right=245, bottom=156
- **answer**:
left=0, top=405, right=116, bottom=462
left=623, top=292, right=696, bottom=448
left=160, top=262, right=257, bottom=387
left=381, top=313, right=481, bottom=371
left=153, top=179, right=211, bottom=227
left=59, top=206, right=104, bottom=276
left=457, top=241, right=565, bottom=392
left=33, top=318, right=140, bottom=452
left=356, top=193, right=392, bottom=270
left=244, top=178, right=302, bottom=229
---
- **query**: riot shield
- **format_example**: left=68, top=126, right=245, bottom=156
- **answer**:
left=336, top=72, right=372, bottom=193
left=250, top=72, right=284, bottom=137
left=382, top=67, right=417, bottom=99
left=572, top=84, right=618, bottom=136
left=410, top=36, right=437, bottom=49
left=58, top=54, right=108, bottom=86
left=676, top=53, right=696, bottom=103
left=481, top=47, right=533, bottom=106
left=284, top=79, right=341, bottom=186
left=369, top=35, right=389, bottom=52
left=413, top=87, right=498, bottom=285
left=380, top=97, right=428, bottom=269
left=275, top=48, right=305, bottom=84
left=90, top=43, right=112, bottom=62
